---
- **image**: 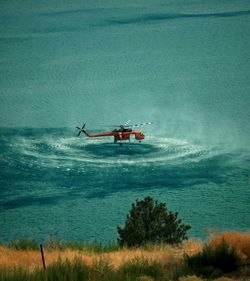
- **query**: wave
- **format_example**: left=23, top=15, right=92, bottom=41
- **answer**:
left=0, top=128, right=248, bottom=199
left=1, top=131, right=212, bottom=168
left=0, top=128, right=249, bottom=244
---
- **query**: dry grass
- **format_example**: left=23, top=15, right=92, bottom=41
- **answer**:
left=179, top=276, right=203, bottom=281
left=1, top=235, right=250, bottom=281
left=0, top=246, right=85, bottom=271
left=178, top=276, right=248, bottom=281
left=209, top=231, right=250, bottom=263
left=0, top=240, right=202, bottom=271
left=214, top=276, right=237, bottom=281
left=137, top=277, right=154, bottom=281
left=1, top=232, right=250, bottom=279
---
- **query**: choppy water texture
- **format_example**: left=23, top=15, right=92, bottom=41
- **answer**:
left=0, top=128, right=249, bottom=242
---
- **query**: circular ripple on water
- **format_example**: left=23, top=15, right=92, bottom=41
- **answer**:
left=7, top=134, right=211, bottom=168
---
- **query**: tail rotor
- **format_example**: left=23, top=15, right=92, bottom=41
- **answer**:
left=76, top=124, right=86, bottom=136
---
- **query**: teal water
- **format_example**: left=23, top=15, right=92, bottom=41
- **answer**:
left=0, top=0, right=250, bottom=243
left=0, top=128, right=249, bottom=243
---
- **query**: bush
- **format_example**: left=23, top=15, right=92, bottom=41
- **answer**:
left=117, top=196, right=191, bottom=247
left=185, top=241, right=240, bottom=278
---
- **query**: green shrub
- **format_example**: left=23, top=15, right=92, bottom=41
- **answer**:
left=117, top=196, right=191, bottom=247
left=8, top=237, right=39, bottom=251
left=185, top=241, right=240, bottom=278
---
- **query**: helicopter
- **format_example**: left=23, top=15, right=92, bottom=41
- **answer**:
left=76, top=121, right=152, bottom=145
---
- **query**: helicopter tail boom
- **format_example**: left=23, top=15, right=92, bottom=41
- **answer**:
left=76, top=124, right=114, bottom=138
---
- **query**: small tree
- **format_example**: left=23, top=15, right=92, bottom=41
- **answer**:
left=117, top=196, right=191, bottom=247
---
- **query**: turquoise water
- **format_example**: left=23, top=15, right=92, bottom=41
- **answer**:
left=0, top=128, right=249, bottom=243
left=0, top=0, right=250, bottom=243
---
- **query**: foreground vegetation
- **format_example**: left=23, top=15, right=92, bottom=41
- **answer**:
left=0, top=231, right=250, bottom=281
left=1, top=198, right=249, bottom=280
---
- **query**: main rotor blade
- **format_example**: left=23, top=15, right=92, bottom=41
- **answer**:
left=77, top=131, right=82, bottom=137
left=110, top=124, right=130, bottom=127
left=132, top=122, right=153, bottom=128
left=124, top=120, right=132, bottom=126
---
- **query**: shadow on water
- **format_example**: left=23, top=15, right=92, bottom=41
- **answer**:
left=0, top=195, right=62, bottom=210
left=83, top=142, right=160, bottom=156
left=83, top=154, right=235, bottom=199
left=0, top=128, right=249, bottom=209
left=0, top=151, right=240, bottom=210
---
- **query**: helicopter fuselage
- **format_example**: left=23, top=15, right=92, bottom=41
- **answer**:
left=76, top=123, right=150, bottom=144
left=82, top=129, right=144, bottom=143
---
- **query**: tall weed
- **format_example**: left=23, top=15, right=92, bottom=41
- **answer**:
left=0, top=256, right=165, bottom=281
left=118, top=257, right=164, bottom=280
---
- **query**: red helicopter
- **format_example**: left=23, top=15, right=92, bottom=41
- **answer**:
left=76, top=121, right=152, bottom=144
